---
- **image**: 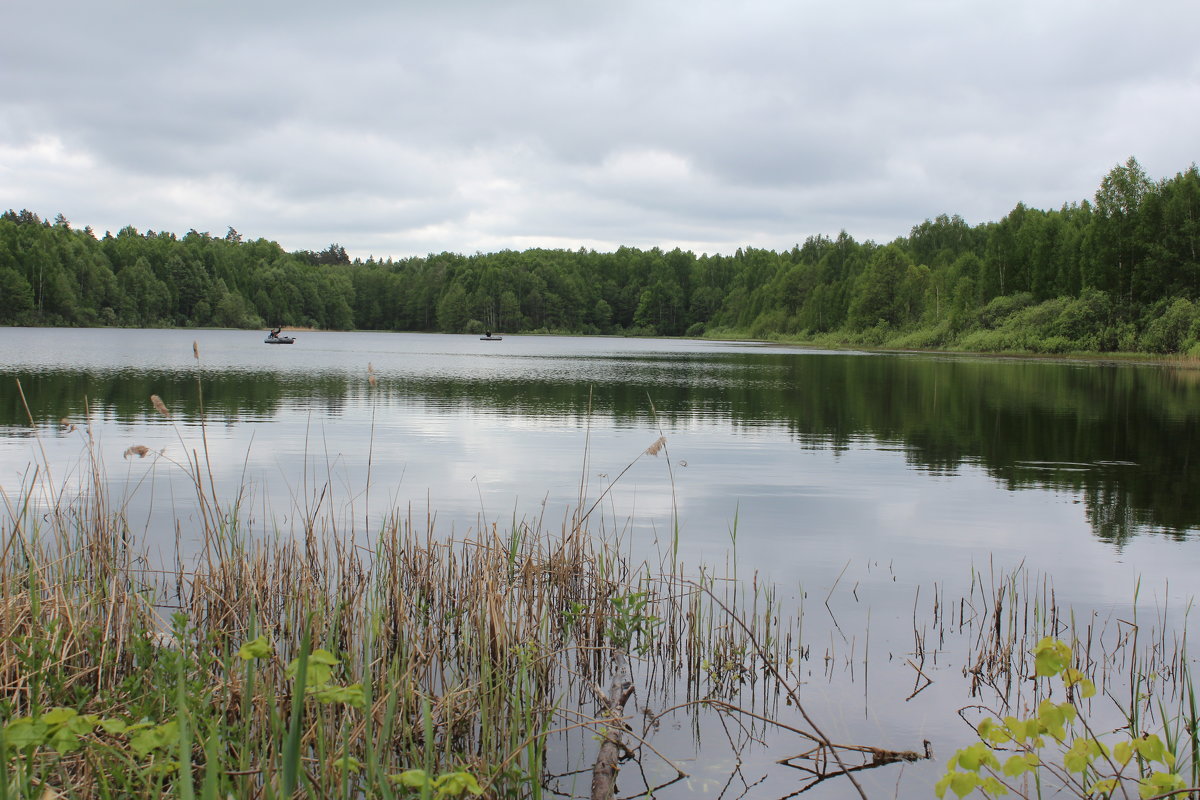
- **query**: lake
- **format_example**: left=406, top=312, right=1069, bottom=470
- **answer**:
left=2, top=327, right=1198, bottom=797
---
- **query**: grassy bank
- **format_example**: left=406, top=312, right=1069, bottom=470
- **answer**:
left=702, top=288, right=1200, bottom=363
left=703, top=325, right=1200, bottom=366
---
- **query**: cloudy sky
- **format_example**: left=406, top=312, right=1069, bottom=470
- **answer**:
left=3, top=0, right=1197, bottom=260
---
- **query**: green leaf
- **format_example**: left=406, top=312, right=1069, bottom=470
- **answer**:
left=1033, top=637, right=1071, bottom=677
left=391, top=769, right=432, bottom=789
left=978, top=718, right=1011, bottom=745
left=979, top=776, right=1009, bottom=795
left=1036, top=699, right=1075, bottom=741
left=333, top=755, right=362, bottom=773
left=48, top=726, right=84, bottom=754
left=1063, top=668, right=1097, bottom=698
left=1002, top=754, right=1031, bottom=777
left=432, top=771, right=483, bottom=797
left=40, top=708, right=79, bottom=726
left=100, top=718, right=128, bottom=735
left=1089, top=778, right=1118, bottom=795
left=1064, top=739, right=1093, bottom=773
left=287, top=648, right=339, bottom=687
left=955, top=743, right=999, bottom=772
left=312, top=682, right=366, bottom=709
left=237, top=635, right=272, bottom=660
left=1134, top=733, right=1167, bottom=764
left=4, top=718, right=48, bottom=749
left=949, top=771, right=980, bottom=798
left=129, top=730, right=158, bottom=758
left=1139, top=771, right=1186, bottom=800
left=1003, top=716, right=1039, bottom=744
left=308, top=649, right=340, bottom=666
left=130, top=720, right=180, bottom=759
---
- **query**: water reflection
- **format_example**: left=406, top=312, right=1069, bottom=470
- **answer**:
left=4, top=347, right=1195, bottom=544
left=2, top=333, right=1197, bottom=545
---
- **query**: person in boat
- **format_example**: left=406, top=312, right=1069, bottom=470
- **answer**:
left=485, top=330, right=492, bottom=338
left=270, top=326, right=281, bottom=338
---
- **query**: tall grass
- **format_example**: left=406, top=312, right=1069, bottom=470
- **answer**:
left=0, top=404, right=808, bottom=798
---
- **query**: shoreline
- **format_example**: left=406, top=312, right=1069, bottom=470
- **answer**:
left=4, top=322, right=1198, bottom=367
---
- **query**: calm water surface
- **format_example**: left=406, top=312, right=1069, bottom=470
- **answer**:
left=2, top=327, right=1198, bottom=797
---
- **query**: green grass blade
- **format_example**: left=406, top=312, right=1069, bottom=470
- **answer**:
left=282, top=623, right=312, bottom=799
left=177, top=651, right=195, bottom=800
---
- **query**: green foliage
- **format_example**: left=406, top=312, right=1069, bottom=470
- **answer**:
left=237, top=634, right=272, bottom=660
left=938, top=637, right=1193, bottom=799
left=390, top=768, right=484, bottom=797
left=2, top=157, right=1198, bottom=353
left=607, top=590, right=660, bottom=654
left=0, top=629, right=375, bottom=799
left=4, top=707, right=125, bottom=754
left=1139, top=298, right=1199, bottom=354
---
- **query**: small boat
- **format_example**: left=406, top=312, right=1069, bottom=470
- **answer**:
left=265, top=331, right=296, bottom=344
left=479, top=335, right=503, bottom=341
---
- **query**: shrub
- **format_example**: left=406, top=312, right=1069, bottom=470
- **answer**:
left=1139, top=298, right=1198, bottom=353
left=886, top=323, right=952, bottom=350
left=1050, top=289, right=1112, bottom=347
left=975, top=293, right=1035, bottom=330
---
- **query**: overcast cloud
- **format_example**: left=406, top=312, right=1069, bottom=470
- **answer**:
left=2, top=0, right=1197, bottom=259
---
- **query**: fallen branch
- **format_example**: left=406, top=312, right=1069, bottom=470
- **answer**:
left=779, top=740, right=934, bottom=794
left=690, top=579, right=870, bottom=800
left=590, top=678, right=636, bottom=800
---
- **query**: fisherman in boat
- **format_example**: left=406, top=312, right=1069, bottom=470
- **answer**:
left=270, top=326, right=281, bottom=339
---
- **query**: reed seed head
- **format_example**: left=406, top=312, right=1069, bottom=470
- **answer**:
left=645, top=436, right=667, bottom=456
left=150, top=394, right=171, bottom=418
left=124, top=444, right=151, bottom=459
left=193, top=340, right=200, bottom=360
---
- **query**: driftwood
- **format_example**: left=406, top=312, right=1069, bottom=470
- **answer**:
left=779, top=740, right=934, bottom=793
left=589, top=678, right=636, bottom=800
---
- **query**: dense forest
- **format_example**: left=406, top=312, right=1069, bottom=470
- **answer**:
left=2, top=157, right=1199, bottom=354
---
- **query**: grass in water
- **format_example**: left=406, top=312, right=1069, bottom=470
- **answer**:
left=0, top=394, right=826, bottom=798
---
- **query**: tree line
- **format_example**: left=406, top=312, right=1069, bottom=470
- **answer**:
left=2, top=157, right=1198, bottom=354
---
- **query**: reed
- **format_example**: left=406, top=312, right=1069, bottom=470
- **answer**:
left=0, top=411, right=811, bottom=799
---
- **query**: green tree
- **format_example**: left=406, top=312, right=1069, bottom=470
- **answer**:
left=436, top=282, right=471, bottom=332
left=1089, top=156, right=1154, bottom=303
left=0, top=266, right=35, bottom=321
left=116, top=257, right=171, bottom=326
left=211, top=282, right=260, bottom=328
left=848, top=245, right=911, bottom=330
